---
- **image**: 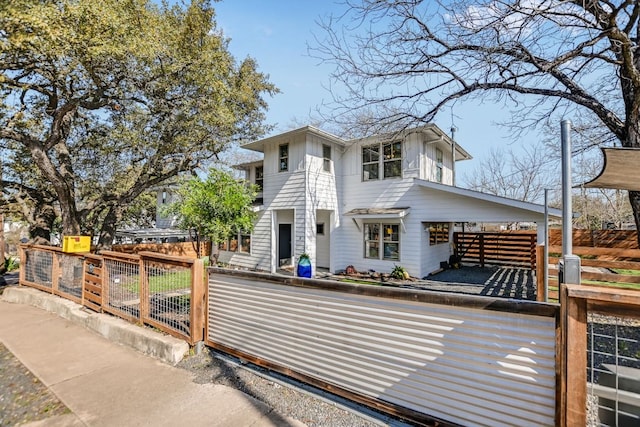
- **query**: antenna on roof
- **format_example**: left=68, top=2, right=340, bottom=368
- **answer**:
left=450, top=107, right=457, bottom=186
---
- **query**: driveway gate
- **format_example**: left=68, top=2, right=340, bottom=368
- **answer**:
left=206, top=268, right=559, bottom=426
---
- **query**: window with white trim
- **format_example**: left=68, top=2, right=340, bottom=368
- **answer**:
left=322, top=144, right=331, bottom=172
left=364, top=223, right=400, bottom=260
left=362, top=141, right=402, bottom=181
left=279, top=144, right=289, bottom=172
left=436, top=148, right=443, bottom=183
left=255, top=166, right=263, bottom=191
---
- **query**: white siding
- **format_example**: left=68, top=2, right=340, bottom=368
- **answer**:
left=217, top=210, right=272, bottom=271
left=316, top=210, right=331, bottom=268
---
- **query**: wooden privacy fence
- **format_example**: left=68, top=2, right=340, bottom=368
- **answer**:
left=549, top=229, right=638, bottom=249
left=454, top=232, right=537, bottom=269
left=207, top=268, right=559, bottom=427
left=18, top=244, right=205, bottom=344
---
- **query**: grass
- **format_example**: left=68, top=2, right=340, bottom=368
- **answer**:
left=123, top=270, right=192, bottom=294
left=581, top=280, right=640, bottom=290
left=611, top=268, right=640, bottom=276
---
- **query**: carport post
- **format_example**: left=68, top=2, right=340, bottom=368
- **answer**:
left=559, top=120, right=581, bottom=285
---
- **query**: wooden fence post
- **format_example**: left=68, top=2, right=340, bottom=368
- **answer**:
left=479, top=234, right=485, bottom=268
left=190, top=258, right=205, bottom=344
left=18, top=245, right=26, bottom=285
left=559, top=284, right=587, bottom=427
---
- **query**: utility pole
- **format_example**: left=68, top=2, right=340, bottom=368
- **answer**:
left=450, top=125, right=457, bottom=186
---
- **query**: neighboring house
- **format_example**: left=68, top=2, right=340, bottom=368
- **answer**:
left=219, top=124, right=561, bottom=278
left=115, top=185, right=190, bottom=243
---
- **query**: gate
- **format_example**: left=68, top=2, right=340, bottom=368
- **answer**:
left=206, top=268, right=559, bottom=426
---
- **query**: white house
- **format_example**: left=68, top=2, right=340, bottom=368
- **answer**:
left=218, top=124, right=559, bottom=278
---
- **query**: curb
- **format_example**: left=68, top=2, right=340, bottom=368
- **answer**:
left=1, top=287, right=189, bottom=365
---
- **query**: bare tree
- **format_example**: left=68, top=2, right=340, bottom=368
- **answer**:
left=313, top=0, right=640, bottom=236
left=464, top=144, right=556, bottom=203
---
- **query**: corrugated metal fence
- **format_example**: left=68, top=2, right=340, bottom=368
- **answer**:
left=207, top=269, right=559, bottom=427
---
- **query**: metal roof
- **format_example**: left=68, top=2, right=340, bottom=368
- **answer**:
left=344, top=207, right=411, bottom=218
left=415, top=179, right=563, bottom=218
left=115, top=228, right=190, bottom=239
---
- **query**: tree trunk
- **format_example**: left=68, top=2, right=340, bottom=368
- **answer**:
left=97, top=205, right=122, bottom=250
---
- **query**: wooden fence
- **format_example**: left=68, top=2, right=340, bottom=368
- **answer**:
left=549, top=229, right=638, bottom=249
left=18, top=244, right=205, bottom=344
left=560, top=283, right=640, bottom=427
left=453, top=232, right=537, bottom=269
left=112, top=241, right=211, bottom=259
left=537, top=245, right=640, bottom=301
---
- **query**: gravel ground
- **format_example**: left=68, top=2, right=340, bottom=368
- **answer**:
left=0, top=343, right=70, bottom=426
left=177, top=347, right=413, bottom=427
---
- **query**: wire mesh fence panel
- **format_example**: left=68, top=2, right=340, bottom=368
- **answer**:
left=23, top=248, right=53, bottom=289
left=588, top=313, right=640, bottom=427
left=57, top=253, right=83, bottom=300
left=103, top=257, right=141, bottom=321
left=144, top=260, right=192, bottom=337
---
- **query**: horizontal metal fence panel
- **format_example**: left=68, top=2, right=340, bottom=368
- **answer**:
left=208, top=274, right=556, bottom=427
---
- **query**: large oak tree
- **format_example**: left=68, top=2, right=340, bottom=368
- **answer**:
left=314, top=0, right=640, bottom=235
left=0, top=0, right=276, bottom=246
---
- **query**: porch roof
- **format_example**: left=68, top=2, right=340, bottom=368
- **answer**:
left=344, top=207, right=411, bottom=219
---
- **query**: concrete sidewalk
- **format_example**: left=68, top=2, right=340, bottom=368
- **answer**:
left=0, top=290, right=306, bottom=427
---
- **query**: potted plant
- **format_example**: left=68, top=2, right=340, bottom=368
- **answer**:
left=297, top=253, right=312, bottom=278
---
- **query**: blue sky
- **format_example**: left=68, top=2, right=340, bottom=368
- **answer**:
left=213, top=1, right=541, bottom=179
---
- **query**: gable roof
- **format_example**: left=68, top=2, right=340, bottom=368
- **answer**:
left=241, top=126, right=346, bottom=153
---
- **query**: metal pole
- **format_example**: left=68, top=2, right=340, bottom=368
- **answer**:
left=561, top=120, right=572, bottom=257
left=544, top=188, right=549, bottom=302
left=560, top=119, right=581, bottom=285
left=451, top=126, right=457, bottom=186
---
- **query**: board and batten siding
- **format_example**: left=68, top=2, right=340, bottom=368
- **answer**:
left=207, top=271, right=557, bottom=427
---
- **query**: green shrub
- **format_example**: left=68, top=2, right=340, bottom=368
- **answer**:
left=390, top=265, right=409, bottom=280
left=4, top=257, right=19, bottom=272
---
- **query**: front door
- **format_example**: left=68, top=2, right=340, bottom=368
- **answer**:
left=278, top=224, right=292, bottom=266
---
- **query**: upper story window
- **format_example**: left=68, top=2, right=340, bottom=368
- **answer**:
left=161, top=191, right=167, bottom=204
left=362, top=141, right=402, bottom=181
left=322, top=144, right=331, bottom=172
left=362, top=145, right=380, bottom=181
left=383, top=141, right=402, bottom=178
left=436, top=148, right=443, bottom=183
left=255, top=166, right=263, bottom=191
left=279, top=144, right=289, bottom=172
